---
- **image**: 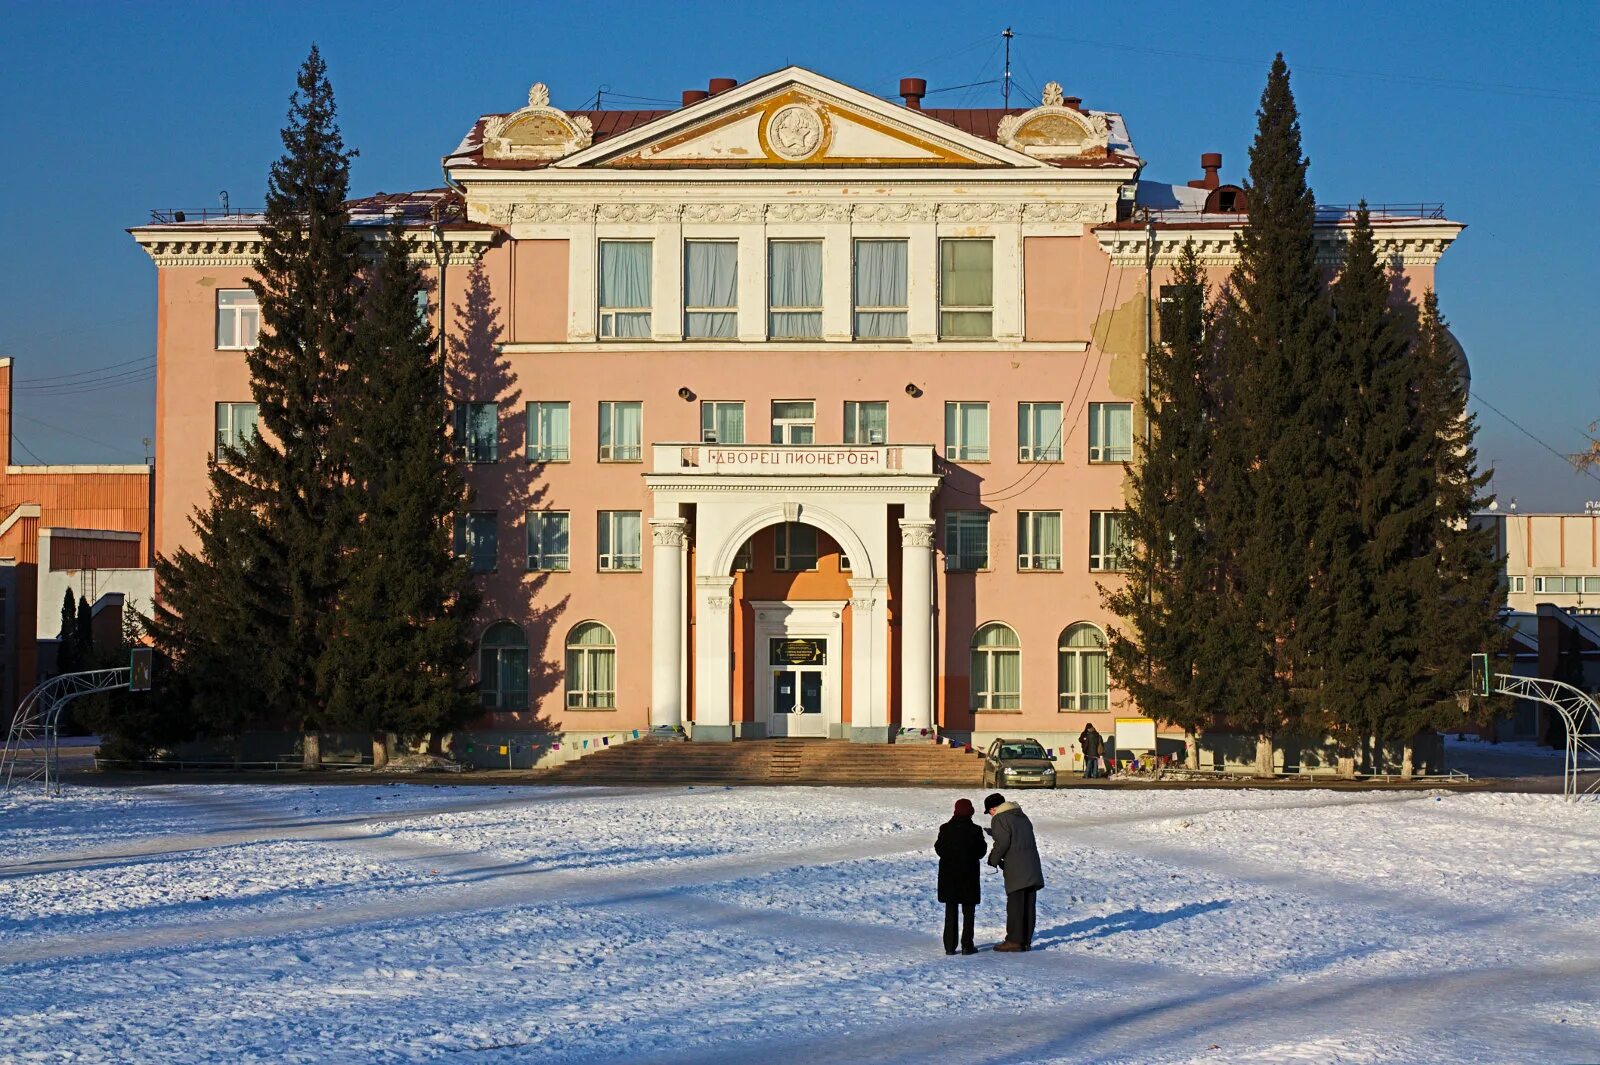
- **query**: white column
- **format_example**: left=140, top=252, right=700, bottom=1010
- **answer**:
left=848, top=577, right=889, bottom=742
left=649, top=518, right=688, bottom=729
left=693, top=575, right=736, bottom=741
left=899, top=519, right=936, bottom=736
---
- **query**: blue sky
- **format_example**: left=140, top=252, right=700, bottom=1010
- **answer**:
left=2, top=0, right=1596, bottom=509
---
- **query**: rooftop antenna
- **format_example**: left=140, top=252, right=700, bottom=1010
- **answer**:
left=1002, top=27, right=1014, bottom=109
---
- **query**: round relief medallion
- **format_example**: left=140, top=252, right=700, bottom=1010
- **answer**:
left=766, top=104, right=825, bottom=161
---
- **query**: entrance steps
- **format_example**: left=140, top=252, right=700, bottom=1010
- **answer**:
left=538, top=738, right=983, bottom=787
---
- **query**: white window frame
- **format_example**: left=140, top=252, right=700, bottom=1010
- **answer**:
left=456, top=511, right=497, bottom=573
left=1017, top=511, right=1063, bottom=571
left=844, top=401, right=888, bottom=445
left=768, top=239, right=824, bottom=340
left=1510, top=575, right=1525, bottom=593
left=1018, top=402, right=1064, bottom=463
left=770, top=400, right=816, bottom=445
left=453, top=401, right=499, bottom=463
left=1058, top=623, right=1109, bottom=710
left=215, top=289, right=260, bottom=351
left=527, top=510, right=570, bottom=572
left=700, top=401, right=745, bottom=444
left=1089, top=511, right=1128, bottom=572
left=1089, top=402, right=1134, bottom=463
left=944, top=401, right=990, bottom=462
left=945, top=511, right=990, bottom=571
left=526, top=402, right=570, bottom=463
left=565, top=622, right=617, bottom=709
left=774, top=522, right=819, bottom=572
left=852, top=238, right=908, bottom=340
left=598, top=401, right=643, bottom=462
left=598, top=510, right=642, bottom=571
left=214, top=401, right=258, bottom=463
left=683, top=240, right=738, bottom=340
left=938, top=238, right=994, bottom=340
left=597, top=240, right=653, bottom=339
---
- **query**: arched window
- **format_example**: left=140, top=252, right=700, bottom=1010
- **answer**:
left=1058, top=623, right=1108, bottom=710
left=970, top=623, right=1021, bottom=710
left=566, top=622, right=617, bottom=709
left=480, top=622, right=528, bottom=710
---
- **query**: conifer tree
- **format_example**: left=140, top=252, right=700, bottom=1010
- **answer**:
left=75, top=596, right=95, bottom=664
left=1104, top=241, right=1221, bottom=749
left=55, top=588, right=79, bottom=675
left=1322, top=205, right=1436, bottom=763
left=1407, top=291, right=1503, bottom=737
left=321, top=234, right=479, bottom=760
left=1208, top=54, right=1338, bottom=773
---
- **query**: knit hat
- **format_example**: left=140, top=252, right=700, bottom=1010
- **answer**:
left=953, top=798, right=974, bottom=818
left=984, top=792, right=1006, bottom=814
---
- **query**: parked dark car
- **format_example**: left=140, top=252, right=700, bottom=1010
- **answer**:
left=981, top=737, right=1057, bottom=789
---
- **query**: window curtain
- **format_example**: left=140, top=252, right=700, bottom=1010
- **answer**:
left=961, top=404, right=988, bottom=458
left=854, top=402, right=887, bottom=443
left=1026, top=404, right=1062, bottom=460
left=854, top=240, right=907, bottom=339
left=1081, top=650, right=1108, bottom=709
left=715, top=404, right=744, bottom=443
left=1106, top=404, right=1133, bottom=460
left=616, top=512, right=642, bottom=565
left=604, top=404, right=642, bottom=458
left=940, top=240, right=993, bottom=338
left=600, top=242, right=652, bottom=337
left=1035, top=511, right=1061, bottom=567
left=769, top=242, right=823, bottom=338
left=469, top=404, right=497, bottom=461
left=541, top=513, right=569, bottom=566
left=994, top=650, right=1021, bottom=709
left=500, top=648, right=529, bottom=709
left=970, top=649, right=989, bottom=708
left=686, top=243, right=737, bottom=338
left=538, top=403, right=570, bottom=460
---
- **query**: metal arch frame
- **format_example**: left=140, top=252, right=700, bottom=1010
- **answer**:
left=1, top=668, right=130, bottom=797
left=1488, top=673, right=1600, bottom=802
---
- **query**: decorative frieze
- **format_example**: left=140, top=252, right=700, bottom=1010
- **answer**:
left=682, top=203, right=763, bottom=224
left=765, top=203, right=851, bottom=224
left=1022, top=201, right=1111, bottom=223
left=597, top=203, right=681, bottom=224
left=851, top=203, right=935, bottom=223
left=936, top=202, right=1024, bottom=224
left=1095, top=226, right=1460, bottom=267
left=131, top=231, right=492, bottom=268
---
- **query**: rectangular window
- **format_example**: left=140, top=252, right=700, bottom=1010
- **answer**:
left=526, top=401, right=570, bottom=462
left=216, top=289, right=260, bottom=350
left=455, top=512, right=497, bottom=573
left=598, top=510, right=642, bottom=571
left=684, top=241, right=738, bottom=339
left=774, top=522, right=819, bottom=572
left=1089, top=511, right=1128, bottom=572
left=598, top=240, right=652, bottom=338
left=853, top=239, right=908, bottom=339
left=844, top=401, right=888, bottom=445
left=939, top=239, right=993, bottom=339
left=1089, top=402, right=1134, bottom=463
left=945, top=511, right=990, bottom=571
left=944, top=402, right=989, bottom=461
left=700, top=401, right=745, bottom=444
left=527, top=510, right=570, bottom=572
left=1017, top=511, right=1062, bottom=571
left=771, top=400, right=816, bottom=445
left=1510, top=575, right=1525, bottom=593
left=453, top=402, right=499, bottom=463
left=214, top=401, right=258, bottom=462
left=769, top=240, right=823, bottom=339
left=1018, top=402, right=1064, bottom=463
left=598, top=401, right=643, bottom=462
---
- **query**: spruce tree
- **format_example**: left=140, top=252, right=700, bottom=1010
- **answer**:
left=1323, top=205, right=1436, bottom=766
left=75, top=596, right=95, bottom=664
left=55, top=588, right=79, bottom=674
left=1208, top=54, right=1338, bottom=773
left=1408, top=291, right=1503, bottom=737
left=1103, top=241, right=1221, bottom=752
left=321, top=233, right=479, bottom=760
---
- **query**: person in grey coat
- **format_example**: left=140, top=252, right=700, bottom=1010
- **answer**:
left=984, top=792, right=1043, bottom=952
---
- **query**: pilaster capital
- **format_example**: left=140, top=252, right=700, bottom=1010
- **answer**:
left=898, top=519, right=937, bottom=551
left=650, top=518, right=689, bottom=548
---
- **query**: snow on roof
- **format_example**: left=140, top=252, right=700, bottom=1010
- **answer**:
left=139, top=189, right=492, bottom=233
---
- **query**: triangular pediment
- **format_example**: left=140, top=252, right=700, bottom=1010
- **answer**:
left=554, top=67, right=1047, bottom=170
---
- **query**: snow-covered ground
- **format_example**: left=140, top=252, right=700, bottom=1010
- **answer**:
left=2, top=783, right=1597, bottom=1064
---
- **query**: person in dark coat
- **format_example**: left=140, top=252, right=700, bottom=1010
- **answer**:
left=985, top=792, right=1044, bottom=951
left=1079, top=723, right=1105, bottom=778
left=935, top=798, right=986, bottom=955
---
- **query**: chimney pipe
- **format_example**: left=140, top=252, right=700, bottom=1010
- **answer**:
left=682, top=89, right=709, bottom=106
left=1200, top=152, right=1222, bottom=190
left=708, top=77, right=737, bottom=96
left=900, top=77, right=926, bottom=110
left=1064, top=95, right=1082, bottom=111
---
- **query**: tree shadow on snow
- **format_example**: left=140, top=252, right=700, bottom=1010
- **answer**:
left=1030, top=899, right=1232, bottom=950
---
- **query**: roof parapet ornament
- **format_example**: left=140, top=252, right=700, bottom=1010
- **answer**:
left=482, top=81, right=594, bottom=161
left=997, top=80, right=1110, bottom=160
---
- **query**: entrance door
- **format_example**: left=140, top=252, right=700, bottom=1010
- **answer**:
left=767, top=637, right=829, bottom=738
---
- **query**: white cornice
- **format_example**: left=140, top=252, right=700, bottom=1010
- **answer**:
left=7, top=464, right=150, bottom=475
left=128, top=228, right=495, bottom=269
left=1094, top=220, right=1465, bottom=267
left=450, top=166, right=1136, bottom=187
left=499, top=340, right=1091, bottom=355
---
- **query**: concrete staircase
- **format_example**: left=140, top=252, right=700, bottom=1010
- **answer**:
left=538, top=738, right=984, bottom=787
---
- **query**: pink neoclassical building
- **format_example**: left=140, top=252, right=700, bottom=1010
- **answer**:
left=131, top=67, right=1462, bottom=762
